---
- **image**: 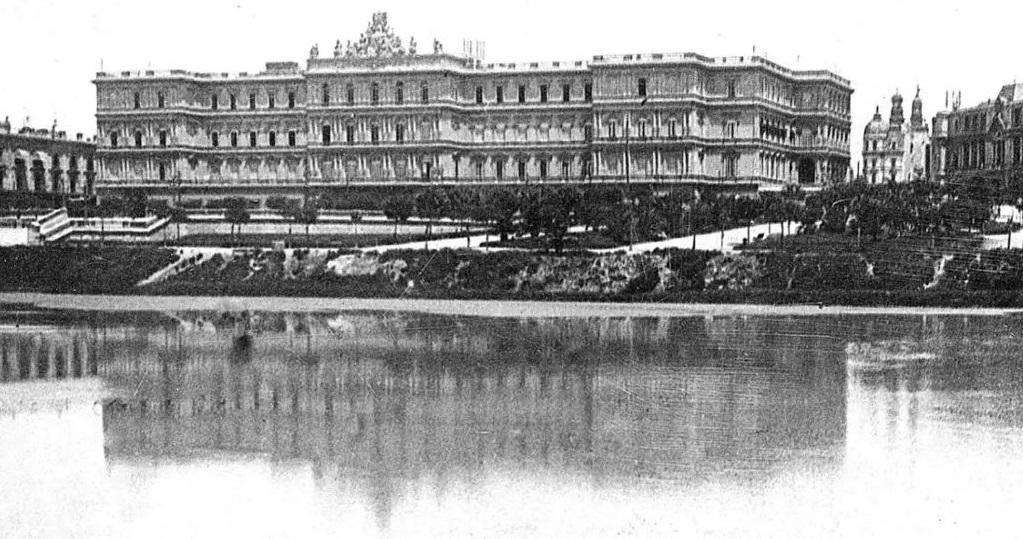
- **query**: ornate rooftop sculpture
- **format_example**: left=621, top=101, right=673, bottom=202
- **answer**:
left=345, top=12, right=406, bottom=58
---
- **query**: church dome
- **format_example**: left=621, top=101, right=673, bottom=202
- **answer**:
left=864, top=106, right=886, bottom=135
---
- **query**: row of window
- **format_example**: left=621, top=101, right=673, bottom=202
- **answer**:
left=133, top=91, right=300, bottom=111
left=109, top=130, right=298, bottom=148
left=471, top=83, right=594, bottom=105
left=601, top=118, right=693, bottom=139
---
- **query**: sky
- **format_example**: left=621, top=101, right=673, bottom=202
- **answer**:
left=2, top=0, right=1020, bottom=170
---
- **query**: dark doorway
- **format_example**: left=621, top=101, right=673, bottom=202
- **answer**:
left=798, top=158, right=816, bottom=184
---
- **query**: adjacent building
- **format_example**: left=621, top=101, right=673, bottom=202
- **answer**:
left=0, top=117, right=97, bottom=198
left=94, top=12, right=852, bottom=204
left=862, top=89, right=930, bottom=183
left=931, top=84, right=1023, bottom=185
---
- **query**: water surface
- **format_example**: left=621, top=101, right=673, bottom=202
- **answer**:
left=1, top=307, right=1022, bottom=537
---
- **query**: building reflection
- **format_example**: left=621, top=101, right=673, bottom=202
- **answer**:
left=76, top=311, right=851, bottom=530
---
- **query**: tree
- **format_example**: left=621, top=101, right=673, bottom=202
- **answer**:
left=445, top=187, right=480, bottom=247
left=534, top=186, right=580, bottom=253
left=414, top=188, right=449, bottom=249
left=224, top=197, right=251, bottom=245
left=659, top=188, right=696, bottom=238
left=382, top=194, right=414, bottom=239
left=294, top=196, right=320, bottom=244
left=169, top=206, right=189, bottom=241
left=121, top=188, right=149, bottom=218
left=489, top=188, right=520, bottom=242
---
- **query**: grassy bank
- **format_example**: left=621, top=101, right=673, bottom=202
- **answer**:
left=5, top=239, right=1023, bottom=307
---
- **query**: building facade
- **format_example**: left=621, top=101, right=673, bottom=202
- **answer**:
left=931, top=84, right=1023, bottom=185
left=94, top=13, right=852, bottom=204
left=862, top=89, right=930, bottom=183
left=0, top=117, right=97, bottom=198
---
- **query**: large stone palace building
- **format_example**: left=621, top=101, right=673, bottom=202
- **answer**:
left=94, top=13, right=852, bottom=203
left=0, top=116, right=97, bottom=198
left=931, top=84, right=1023, bottom=185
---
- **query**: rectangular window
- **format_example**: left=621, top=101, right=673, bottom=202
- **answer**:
left=476, top=86, right=484, bottom=104
left=322, top=84, right=330, bottom=106
left=211, top=132, right=219, bottom=147
left=584, top=125, right=593, bottom=141
left=476, top=162, right=483, bottom=178
left=668, top=119, right=677, bottom=138
left=496, top=161, right=504, bottom=179
left=134, top=131, right=143, bottom=147
left=346, top=125, right=355, bottom=144
left=159, top=130, right=167, bottom=147
left=230, top=94, right=237, bottom=110
left=421, top=83, right=429, bottom=103
left=347, top=84, right=355, bottom=105
left=518, top=161, right=526, bottom=179
left=396, top=124, right=405, bottom=143
left=288, top=131, right=296, bottom=146
left=371, top=126, right=379, bottom=144
left=561, top=162, right=570, bottom=178
left=518, top=85, right=526, bottom=103
left=539, top=161, right=547, bottom=178
left=250, top=132, right=257, bottom=147
left=288, top=92, right=295, bottom=109
left=269, top=131, right=276, bottom=147
left=268, top=94, right=275, bottom=109
left=496, top=86, right=504, bottom=104
left=249, top=93, right=256, bottom=109
left=110, top=132, right=119, bottom=148
left=562, top=84, right=570, bottom=102
left=396, top=82, right=404, bottom=104
left=638, top=78, right=647, bottom=97
left=157, top=93, right=165, bottom=108
left=584, top=83, right=592, bottom=102
left=322, top=125, right=331, bottom=145
left=608, top=122, right=617, bottom=139
left=134, top=92, right=141, bottom=109
left=540, top=84, right=548, bottom=103
left=211, top=94, right=219, bottom=110
left=727, top=80, right=737, bottom=98
left=230, top=132, right=238, bottom=147
left=371, top=83, right=379, bottom=105
left=159, top=163, right=166, bottom=181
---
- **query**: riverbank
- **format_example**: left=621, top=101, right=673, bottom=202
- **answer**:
left=7, top=243, right=1023, bottom=308
left=1, top=292, right=1018, bottom=318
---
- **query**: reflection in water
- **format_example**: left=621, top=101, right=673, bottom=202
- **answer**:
left=3, top=311, right=1023, bottom=536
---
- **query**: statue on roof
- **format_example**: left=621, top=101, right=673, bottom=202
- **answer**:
left=334, top=40, right=343, bottom=58
left=409, top=37, right=417, bottom=55
left=433, top=39, right=443, bottom=54
left=310, top=43, right=319, bottom=59
left=348, top=12, right=405, bottom=58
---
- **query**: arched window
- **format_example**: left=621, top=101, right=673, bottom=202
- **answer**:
left=322, top=84, right=330, bottom=106
left=110, top=132, right=119, bottom=148
left=371, top=83, right=380, bottom=105
left=395, top=82, right=404, bottom=104
left=322, top=125, right=332, bottom=145
left=346, top=83, right=355, bottom=104
left=134, top=131, right=143, bottom=147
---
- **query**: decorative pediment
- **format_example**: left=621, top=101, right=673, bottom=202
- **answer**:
left=347, top=12, right=406, bottom=59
